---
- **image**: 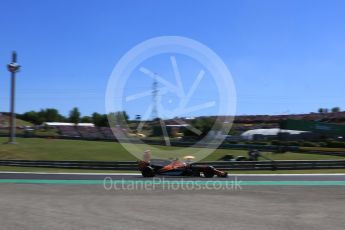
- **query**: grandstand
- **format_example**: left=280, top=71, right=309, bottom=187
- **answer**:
left=232, top=112, right=345, bottom=123
left=0, top=113, right=6, bottom=127
left=78, top=126, right=104, bottom=139
left=99, top=127, right=116, bottom=139
left=241, top=128, right=309, bottom=140
left=1, top=111, right=344, bottom=141
left=195, top=112, right=345, bottom=134
left=54, top=125, right=121, bottom=140
left=57, top=126, right=80, bottom=138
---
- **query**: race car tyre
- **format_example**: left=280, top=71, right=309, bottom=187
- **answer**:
left=203, top=170, right=215, bottom=178
left=217, top=172, right=228, bottom=178
left=141, top=166, right=155, bottom=177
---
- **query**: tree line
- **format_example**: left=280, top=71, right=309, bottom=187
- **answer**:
left=318, top=107, right=341, bottom=113
left=17, top=108, right=129, bottom=127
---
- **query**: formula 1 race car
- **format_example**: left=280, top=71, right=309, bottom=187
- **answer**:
left=138, top=157, right=228, bottom=178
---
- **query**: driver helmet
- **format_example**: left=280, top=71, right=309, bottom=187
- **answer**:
left=143, top=150, right=152, bottom=162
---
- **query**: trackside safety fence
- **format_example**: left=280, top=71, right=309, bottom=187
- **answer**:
left=1, top=160, right=345, bottom=171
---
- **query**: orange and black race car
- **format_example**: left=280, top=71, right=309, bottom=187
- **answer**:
left=138, top=157, right=228, bottom=178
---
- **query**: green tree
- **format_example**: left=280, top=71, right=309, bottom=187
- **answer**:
left=69, top=107, right=81, bottom=125
left=92, top=112, right=108, bottom=127
left=44, top=108, right=62, bottom=122
left=20, top=111, right=40, bottom=124
left=318, top=108, right=329, bottom=113
left=19, top=109, right=66, bottom=124
left=122, top=111, right=129, bottom=122
left=331, top=107, right=340, bottom=113
left=113, top=111, right=129, bottom=124
left=80, top=116, right=92, bottom=123
left=183, top=117, right=217, bottom=138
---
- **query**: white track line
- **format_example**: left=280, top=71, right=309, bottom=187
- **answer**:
left=227, top=174, right=345, bottom=176
left=0, top=172, right=141, bottom=176
left=0, top=172, right=345, bottom=176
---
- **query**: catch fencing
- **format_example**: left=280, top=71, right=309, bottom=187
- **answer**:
left=1, top=159, right=345, bottom=171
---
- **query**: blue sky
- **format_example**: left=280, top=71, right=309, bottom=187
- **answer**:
left=0, top=0, right=345, bottom=118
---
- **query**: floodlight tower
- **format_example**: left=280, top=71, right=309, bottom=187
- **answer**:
left=7, top=51, right=21, bottom=144
left=151, top=73, right=158, bottom=120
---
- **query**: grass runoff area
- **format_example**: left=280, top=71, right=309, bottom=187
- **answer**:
left=1, top=137, right=345, bottom=174
left=1, top=166, right=345, bottom=174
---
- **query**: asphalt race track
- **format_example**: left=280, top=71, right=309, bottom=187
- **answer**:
left=0, top=172, right=345, bottom=230
left=1, top=172, right=345, bottom=181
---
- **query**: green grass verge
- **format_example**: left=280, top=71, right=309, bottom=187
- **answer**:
left=0, top=117, right=32, bottom=128
left=228, top=169, right=345, bottom=174
left=300, top=146, right=345, bottom=152
left=0, top=166, right=133, bottom=173
left=1, top=166, right=345, bottom=174
left=203, top=150, right=345, bottom=161
left=1, top=137, right=345, bottom=162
